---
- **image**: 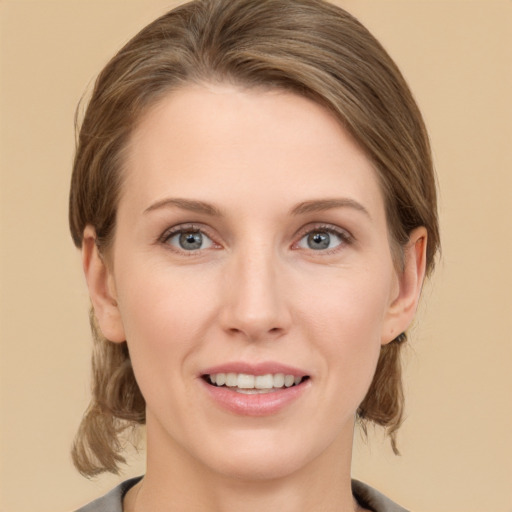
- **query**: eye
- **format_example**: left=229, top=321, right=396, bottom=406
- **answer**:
left=296, top=227, right=349, bottom=252
left=164, top=229, right=214, bottom=251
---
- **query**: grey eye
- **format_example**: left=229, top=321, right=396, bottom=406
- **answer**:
left=179, top=232, right=203, bottom=250
left=307, top=232, right=330, bottom=250
left=298, top=230, right=343, bottom=251
left=167, top=230, right=213, bottom=251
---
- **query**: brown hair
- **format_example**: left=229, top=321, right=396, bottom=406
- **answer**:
left=69, top=0, right=439, bottom=476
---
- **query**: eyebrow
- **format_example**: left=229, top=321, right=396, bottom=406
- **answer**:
left=291, top=198, right=371, bottom=218
left=143, top=198, right=222, bottom=216
left=143, top=197, right=370, bottom=219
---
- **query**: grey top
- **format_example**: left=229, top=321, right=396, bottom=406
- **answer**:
left=75, top=477, right=408, bottom=512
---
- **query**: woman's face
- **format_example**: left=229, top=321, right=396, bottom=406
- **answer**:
left=88, top=84, right=423, bottom=481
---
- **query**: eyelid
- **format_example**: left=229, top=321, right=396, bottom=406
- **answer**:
left=157, top=222, right=353, bottom=254
left=158, top=223, right=221, bottom=252
left=292, top=223, right=354, bottom=251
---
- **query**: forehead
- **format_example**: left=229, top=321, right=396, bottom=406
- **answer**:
left=121, top=84, right=385, bottom=219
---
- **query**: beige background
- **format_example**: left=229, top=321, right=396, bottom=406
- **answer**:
left=1, top=1, right=511, bottom=511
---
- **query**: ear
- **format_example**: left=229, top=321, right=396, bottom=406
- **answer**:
left=82, top=225, right=126, bottom=343
left=382, top=226, right=428, bottom=345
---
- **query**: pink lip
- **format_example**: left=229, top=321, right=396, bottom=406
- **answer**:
left=199, top=361, right=311, bottom=417
left=201, top=379, right=309, bottom=416
left=201, top=361, right=308, bottom=377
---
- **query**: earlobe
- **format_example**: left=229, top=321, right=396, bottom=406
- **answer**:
left=82, top=226, right=126, bottom=343
left=382, top=227, right=428, bottom=345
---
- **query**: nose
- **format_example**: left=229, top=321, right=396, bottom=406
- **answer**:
left=219, top=245, right=291, bottom=342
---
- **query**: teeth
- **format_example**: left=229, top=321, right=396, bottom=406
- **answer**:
left=255, top=374, right=273, bottom=389
left=226, top=373, right=237, bottom=386
left=284, top=374, right=295, bottom=387
left=238, top=374, right=255, bottom=388
left=207, top=372, right=304, bottom=390
left=273, top=373, right=285, bottom=387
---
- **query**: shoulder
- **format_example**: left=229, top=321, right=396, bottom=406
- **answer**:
left=74, top=477, right=142, bottom=512
left=352, top=479, right=409, bottom=512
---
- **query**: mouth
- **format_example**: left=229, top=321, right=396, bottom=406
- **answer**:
left=202, top=373, right=310, bottom=394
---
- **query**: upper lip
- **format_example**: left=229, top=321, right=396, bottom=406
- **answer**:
left=201, top=361, right=309, bottom=378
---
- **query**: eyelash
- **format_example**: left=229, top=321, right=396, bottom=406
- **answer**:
left=159, top=223, right=218, bottom=254
left=293, top=224, right=354, bottom=255
left=158, top=223, right=354, bottom=255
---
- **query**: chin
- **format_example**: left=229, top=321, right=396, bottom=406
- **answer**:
left=207, top=449, right=310, bottom=482
left=195, top=426, right=340, bottom=483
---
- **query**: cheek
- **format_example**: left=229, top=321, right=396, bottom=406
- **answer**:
left=298, top=266, right=393, bottom=394
left=300, top=264, right=393, bottom=344
left=113, top=263, right=218, bottom=388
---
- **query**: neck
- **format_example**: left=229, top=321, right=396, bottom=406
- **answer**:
left=125, top=418, right=361, bottom=512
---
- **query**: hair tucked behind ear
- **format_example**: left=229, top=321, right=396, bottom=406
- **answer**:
left=69, top=0, right=440, bottom=475
left=71, top=309, right=145, bottom=476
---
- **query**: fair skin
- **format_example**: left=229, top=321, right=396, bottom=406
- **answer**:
left=83, top=84, right=427, bottom=512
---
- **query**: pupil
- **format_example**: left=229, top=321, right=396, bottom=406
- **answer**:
left=308, top=232, right=330, bottom=250
left=179, top=231, right=202, bottom=250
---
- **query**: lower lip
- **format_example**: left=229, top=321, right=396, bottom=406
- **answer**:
left=201, top=379, right=309, bottom=416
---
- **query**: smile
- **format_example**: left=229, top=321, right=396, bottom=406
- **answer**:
left=200, top=363, right=311, bottom=415
left=206, top=373, right=307, bottom=394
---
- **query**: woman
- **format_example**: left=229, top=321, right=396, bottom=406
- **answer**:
left=69, top=0, right=439, bottom=510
